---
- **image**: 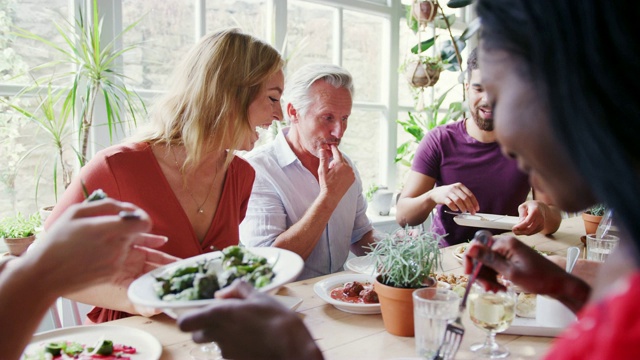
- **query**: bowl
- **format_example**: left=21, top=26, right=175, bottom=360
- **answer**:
left=313, top=274, right=381, bottom=314
left=128, top=247, right=304, bottom=318
left=344, top=256, right=377, bottom=275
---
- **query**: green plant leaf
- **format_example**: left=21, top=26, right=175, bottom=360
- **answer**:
left=446, top=0, right=473, bottom=8
left=433, top=14, right=457, bottom=29
left=410, top=36, right=437, bottom=55
left=460, top=17, right=481, bottom=41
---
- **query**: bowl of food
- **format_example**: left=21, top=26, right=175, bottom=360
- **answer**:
left=313, top=273, right=381, bottom=314
left=128, top=246, right=304, bottom=318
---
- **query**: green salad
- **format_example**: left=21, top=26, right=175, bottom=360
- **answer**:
left=154, top=246, right=275, bottom=301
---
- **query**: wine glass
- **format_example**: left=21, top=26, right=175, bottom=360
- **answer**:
left=467, top=280, right=516, bottom=358
left=189, top=342, right=223, bottom=360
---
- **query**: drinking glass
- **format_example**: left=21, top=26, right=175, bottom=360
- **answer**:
left=467, top=280, right=516, bottom=358
left=586, top=234, right=620, bottom=262
left=189, top=342, right=223, bottom=360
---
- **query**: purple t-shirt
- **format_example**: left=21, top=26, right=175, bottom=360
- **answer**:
left=412, top=119, right=530, bottom=246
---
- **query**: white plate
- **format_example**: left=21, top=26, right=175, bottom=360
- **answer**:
left=313, top=273, right=381, bottom=315
left=451, top=244, right=468, bottom=263
left=453, top=213, right=520, bottom=230
left=503, top=316, right=567, bottom=337
left=128, top=247, right=304, bottom=318
left=345, top=256, right=377, bottom=275
left=22, top=325, right=161, bottom=359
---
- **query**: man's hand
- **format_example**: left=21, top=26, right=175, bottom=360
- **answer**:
left=318, top=145, right=355, bottom=203
left=513, top=200, right=561, bottom=235
left=178, top=281, right=323, bottom=360
left=429, top=182, right=479, bottom=214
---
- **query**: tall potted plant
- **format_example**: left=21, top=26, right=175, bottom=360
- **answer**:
left=366, top=229, right=443, bottom=336
left=9, top=0, right=146, bottom=208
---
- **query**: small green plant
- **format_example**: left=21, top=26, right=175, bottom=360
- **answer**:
left=365, top=184, right=381, bottom=203
left=366, top=229, right=442, bottom=288
left=586, top=204, right=606, bottom=217
left=0, top=212, right=41, bottom=239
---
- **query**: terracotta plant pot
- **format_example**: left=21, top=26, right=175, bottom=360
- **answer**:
left=404, top=61, right=441, bottom=88
left=3, top=234, right=36, bottom=256
left=581, top=212, right=602, bottom=235
left=39, top=205, right=55, bottom=224
left=412, top=0, right=438, bottom=25
left=374, top=275, right=436, bottom=337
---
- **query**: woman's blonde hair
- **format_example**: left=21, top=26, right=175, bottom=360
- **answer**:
left=130, top=28, right=284, bottom=169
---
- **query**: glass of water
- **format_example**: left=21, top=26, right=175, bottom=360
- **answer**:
left=586, top=234, right=620, bottom=262
left=413, top=288, right=460, bottom=359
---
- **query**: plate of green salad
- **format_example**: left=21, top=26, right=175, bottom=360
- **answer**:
left=127, top=246, right=304, bottom=318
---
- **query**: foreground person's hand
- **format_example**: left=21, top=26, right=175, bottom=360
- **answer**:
left=464, top=235, right=591, bottom=313
left=28, top=199, right=179, bottom=295
left=178, top=280, right=323, bottom=360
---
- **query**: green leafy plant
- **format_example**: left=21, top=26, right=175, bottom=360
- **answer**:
left=395, top=84, right=464, bottom=166
left=6, top=0, right=146, bottom=207
left=365, top=184, right=381, bottom=203
left=366, top=229, right=442, bottom=288
left=586, top=204, right=606, bottom=217
left=397, top=0, right=479, bottom=169
left=0, top=212, right=41, bottom=239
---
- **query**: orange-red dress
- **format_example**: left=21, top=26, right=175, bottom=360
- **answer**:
left=544, top=272, right=640, bottom=359
left=45, top=142, right=255, bottom=322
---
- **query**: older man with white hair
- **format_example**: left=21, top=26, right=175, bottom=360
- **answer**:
left=239, top=63, right=377, bottom=280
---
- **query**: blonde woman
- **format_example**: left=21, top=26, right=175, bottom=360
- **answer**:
left=45, top=28, right=285, bottom=323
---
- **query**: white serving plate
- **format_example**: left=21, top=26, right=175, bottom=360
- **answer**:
left=22, top=325, right=162, bottom=359
left=345, top=256, right=377, bottom=275
left=503, top=316, right=567, bottom=337
left=313, top=273, right=381, bottom=315
left=453, top=213, right=520, bottom=230
left=128, top=247, right=304, bottom=318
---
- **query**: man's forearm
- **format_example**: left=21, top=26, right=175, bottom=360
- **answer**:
left=542, top=204, right=562, bottom=235
left=396, top=193, right=436, bottom=227
left=272, top=193, right=340, bottom=260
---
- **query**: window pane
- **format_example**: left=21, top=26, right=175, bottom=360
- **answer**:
left=343, top=9, right=383, bottom=103
left=285, top=1, right=334, bottom=75
left=2, top=0, right=69, bottom=84
left=206, top=0, right=267, bottom=40
left=122, top=0, right=195, bottom=91
left=340, top=109, right=381, bottom=191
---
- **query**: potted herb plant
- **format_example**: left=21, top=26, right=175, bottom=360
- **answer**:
left=365, top=229, right=442, bottom=336
left=0, top=212, right=41, bottom=256
left=582, top=204, right=606, bottom=235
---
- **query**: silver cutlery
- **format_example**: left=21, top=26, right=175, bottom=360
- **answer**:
left=432, top=230, right=494, bottom=360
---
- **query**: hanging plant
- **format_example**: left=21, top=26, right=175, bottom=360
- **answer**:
left=403, top=57, right=443, bottom=88
left=411, top=0, right=439, bottom=25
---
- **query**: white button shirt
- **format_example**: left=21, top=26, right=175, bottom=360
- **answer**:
left=239, top=128, right=373, bottom=280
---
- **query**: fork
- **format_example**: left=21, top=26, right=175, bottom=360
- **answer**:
left=432, top=230, right=494, bottom=360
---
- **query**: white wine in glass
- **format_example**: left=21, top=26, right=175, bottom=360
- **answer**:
left=467, top=280, right=516, bottom=358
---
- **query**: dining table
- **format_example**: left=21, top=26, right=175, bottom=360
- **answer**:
left=109, top=215, right=586, bottom=360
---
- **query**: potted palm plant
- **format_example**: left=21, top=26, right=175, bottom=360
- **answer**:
left=365, top=229, right=443, bottom=336
left=0, top=212, right=41, bottom=256
left=7, top=0, right=146, bottom=212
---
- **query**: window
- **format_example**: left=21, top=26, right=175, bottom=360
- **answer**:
left=0, top=0, right=472, bottom=220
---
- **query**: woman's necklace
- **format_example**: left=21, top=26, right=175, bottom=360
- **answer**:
left=170, top=147, right=219, bottom=215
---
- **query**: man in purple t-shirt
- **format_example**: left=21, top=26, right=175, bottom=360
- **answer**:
left=396, top=48, right=562, bottom=246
